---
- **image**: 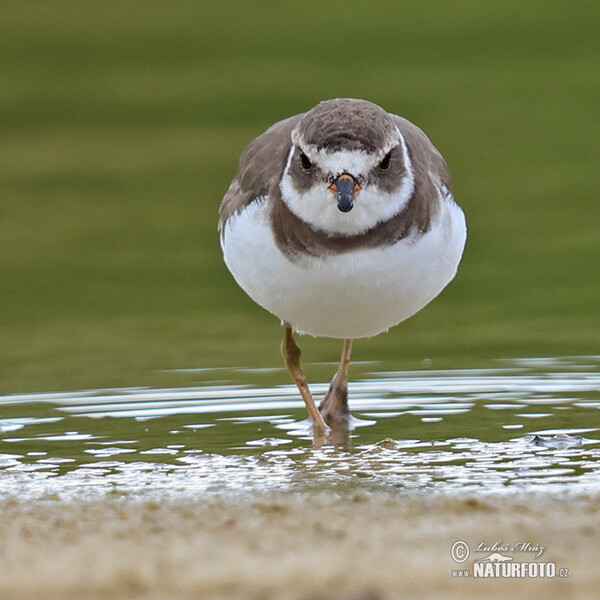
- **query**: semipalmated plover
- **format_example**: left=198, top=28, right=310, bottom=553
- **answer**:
left=219, top=98, right=466, bottom=432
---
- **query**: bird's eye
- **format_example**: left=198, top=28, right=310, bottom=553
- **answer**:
left=300, top=151, right=312, bottom=171
left=377, top=152, right=391, bottom=172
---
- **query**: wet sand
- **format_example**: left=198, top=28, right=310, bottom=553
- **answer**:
left=1, top=488, right=598, bottom=600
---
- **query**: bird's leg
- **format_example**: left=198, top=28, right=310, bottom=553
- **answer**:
left=319, top=338, right=353, bottom=426
left=280, top=323, right=328, bottom=432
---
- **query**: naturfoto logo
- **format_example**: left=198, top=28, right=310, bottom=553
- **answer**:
left=451, top=540, right=569, bottom=579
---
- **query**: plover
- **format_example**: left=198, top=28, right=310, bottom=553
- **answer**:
left=219, top=98, right=466, bottom=432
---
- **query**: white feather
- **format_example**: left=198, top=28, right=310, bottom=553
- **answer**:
left=221, top=194, right=466, bottom=339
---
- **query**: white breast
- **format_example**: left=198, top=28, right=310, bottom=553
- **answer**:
left=221, top=197, right=466, bottom=339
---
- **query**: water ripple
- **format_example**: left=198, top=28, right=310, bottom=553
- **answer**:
left=0, top=356, right=598, bottom=499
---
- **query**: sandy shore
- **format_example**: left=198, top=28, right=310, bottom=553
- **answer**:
left=0, top=487, right=598, bottom=600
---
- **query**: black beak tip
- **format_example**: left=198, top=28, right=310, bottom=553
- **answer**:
left=337, top=199, right=354, bottom=213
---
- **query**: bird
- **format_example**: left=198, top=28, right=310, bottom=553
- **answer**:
left=218, top=98, right=466, bottom=433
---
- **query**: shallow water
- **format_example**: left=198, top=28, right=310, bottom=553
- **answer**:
left=1, top=356, right=599, bottom=500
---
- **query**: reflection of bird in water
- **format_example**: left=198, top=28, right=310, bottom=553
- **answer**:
left=220, top=98, right=466, bottom=437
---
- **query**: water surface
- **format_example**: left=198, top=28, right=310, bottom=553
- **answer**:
left=1, top=356, right=598, bottom=500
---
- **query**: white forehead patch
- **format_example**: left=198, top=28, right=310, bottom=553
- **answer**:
left=313, top=149, right=375, bottom=178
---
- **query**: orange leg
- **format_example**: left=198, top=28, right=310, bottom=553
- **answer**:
left=319, top=338, right=353, bottom=425
left=281, top=324, right=328, bottom=432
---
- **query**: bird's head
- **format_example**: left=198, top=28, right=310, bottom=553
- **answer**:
left=280, top=98, right=414, bottom=236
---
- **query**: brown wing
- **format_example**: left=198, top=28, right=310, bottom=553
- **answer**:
left=391, top=114, right=452, bottom=193
left=218, top=114, right=304, bottom=232
left=387, top=114, right=452, bottom=235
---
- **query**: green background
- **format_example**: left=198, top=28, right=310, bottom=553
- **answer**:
left=1, top=1, right=598, bottom=394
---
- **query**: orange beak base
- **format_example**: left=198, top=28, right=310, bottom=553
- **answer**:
left=328, top=174, right=361, bottom=213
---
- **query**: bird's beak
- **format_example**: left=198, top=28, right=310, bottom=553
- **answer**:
left=328, top=174, right=361, bottom=213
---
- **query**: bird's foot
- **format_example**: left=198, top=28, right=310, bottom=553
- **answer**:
left=318, top=371, right=351, bottom=428
left=312, top=376, right=351, bottom=448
